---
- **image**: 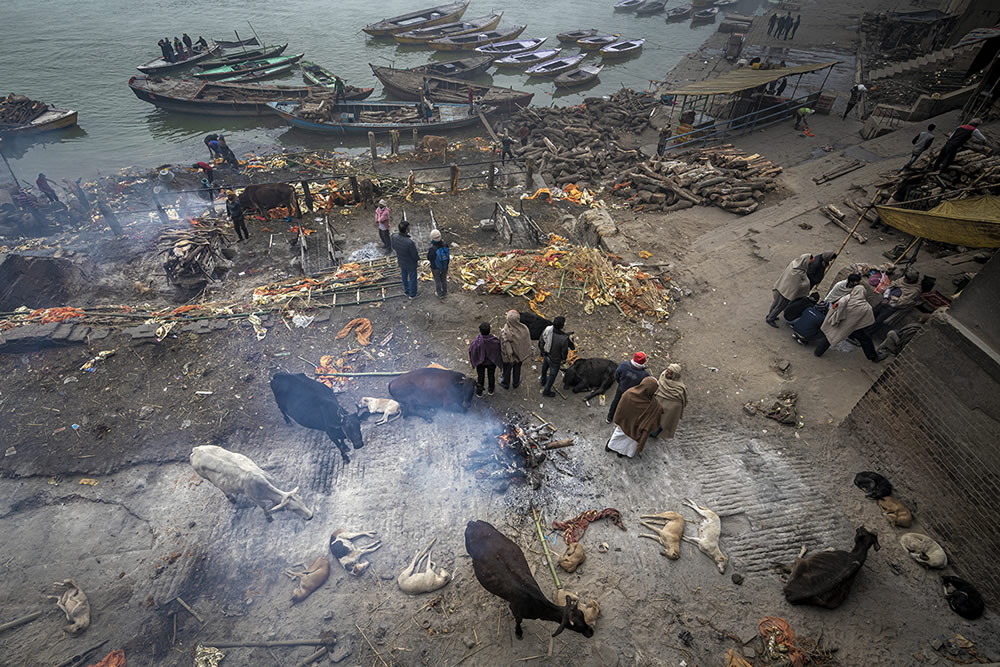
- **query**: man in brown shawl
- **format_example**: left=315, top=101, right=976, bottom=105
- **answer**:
left=767, top=252, right=813, bottom=327
left=814, top=285, right=878, bottom=361
left=651, top=363, right=687, bottom=439
left=606, top=377, right=663, bottom=458
left=499, top=310, right=532, bottom=389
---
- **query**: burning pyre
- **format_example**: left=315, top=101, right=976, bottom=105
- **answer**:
left=466, top=413, right=563, bottom=493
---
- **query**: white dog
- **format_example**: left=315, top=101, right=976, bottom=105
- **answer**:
left=358, top=397, right=401, bottom=425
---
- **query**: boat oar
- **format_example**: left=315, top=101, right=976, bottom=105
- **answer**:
left=233, top=30, right=249, bottom=57
left=247, top=21, right=265, bottom=49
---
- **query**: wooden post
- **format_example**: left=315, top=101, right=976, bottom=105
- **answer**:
left=97, top=198, right=124, bottom=236
left=301, top=180, right=314, bottom=213
left=412, top=128, right=419, bottom=150
left=389, top=130, right=399, bottom=155
left=368, top=131, right=377, bottom=166
left=487, top=161, right=496, bottom=190
left=450, top=163, right=459, bottom=195
left=525, top=159, right=535, bottom=190
left=151, top=191, right=171, bottom=225
left=349, top=175, right=360, bottom=204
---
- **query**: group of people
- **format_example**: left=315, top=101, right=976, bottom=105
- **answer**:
left=767, top=251, right=926, bottom=362
left=156, top=34, right=207, bottom=63
left=767, top=13, right=801, bottom=40
left=605, top=358, right=687, bottom=459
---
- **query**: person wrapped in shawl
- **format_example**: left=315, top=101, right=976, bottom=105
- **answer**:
left=469, top=322, right=502, bottom=396
left=766, top=252, right=813, bottom=327
left=606, top=377, right=663, bottom=458
left=814, top=285, right=878, bottom=361
left=650, top=363, right=688, bottom=439
left=499, top=310, right=531, bottom=389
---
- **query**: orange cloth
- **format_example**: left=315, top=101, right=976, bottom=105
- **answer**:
left=89, top=649, right=125, bottom=667
left=335, top=318, right=373, bottom=345
left=759, top=617, right=804, bottom=667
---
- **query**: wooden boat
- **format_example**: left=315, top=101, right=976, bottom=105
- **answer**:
left=577, top=34, right=619, bottom=50
left=128, top=75, right=371, bottom=116
left=363, top=0, right=470, bottom=37
left=214, top=36, right=259, bottom=48
left=714, top=0, right=739, bottom=6
left=474, top=37, right=547, bottom=57
left=494, top=48, right=562, bottom=69
left=218, top=60, right=299, bottom=83
left=394, top=13, right=502, bottom=44
left=600, top=39, right=645, bottom=59
left=196, top=53, right=304, bottom=80
left=557, top=29, right=599, bottom=43
left=405, top=55, right=493, bottom=79
left=0, top=95, right=78, bottom=136
left=137, top=42, right=220, bottom=74
left=692, top=7, right=719, bottom=21
left=666, top=5, right=693, bottom=19
left=300, top=61, right=344, bottom=88
left=636, top=0, right=667, bottom=14
left=614, top=0, right=646, bottom=10
left=553, top=64, right=603, bottom=89
left=267, top=99, right=487, bottom=135
left=524, top=54, right=586, bottom=77
left=691, top=0, right=714, bottom=6
left=428, top=25, right=527, bottom=51
left=197, top=44, right=289, bottom=69
left=370, top=64, right=533, bottom=109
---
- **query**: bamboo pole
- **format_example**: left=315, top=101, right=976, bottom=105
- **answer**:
left=532, top=506, right=561, bottom=590
left=314, top=371, right=407, bottom=377
left=202, top=639, right=330, bottom=648
left=0, top=611, right=42, bottom=633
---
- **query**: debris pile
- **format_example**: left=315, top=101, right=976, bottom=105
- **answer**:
left=159, top=225, right=232, bottom=289
left=511, top=89, right=657, bottom=188
left=457, top=235, right=678, bottom=320
left=743, top=390, right=801, bottom=427
left=885, top=147, right=1000, bottom=208
left=613, top=144, right=782, bottom=214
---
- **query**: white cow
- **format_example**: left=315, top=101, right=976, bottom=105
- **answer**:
left=190, top=445, right=313, bottom=522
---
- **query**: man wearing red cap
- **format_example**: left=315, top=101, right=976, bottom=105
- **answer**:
left=606, top=352, right=651, bottom=423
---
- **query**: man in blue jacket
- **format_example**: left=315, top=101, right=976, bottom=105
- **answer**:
left=392, top=220, right=420, bottom=298
left=606, top=352, right=650, bottom=423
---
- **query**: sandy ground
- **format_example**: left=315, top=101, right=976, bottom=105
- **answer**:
left=3, top=0, right=1000, bottom=662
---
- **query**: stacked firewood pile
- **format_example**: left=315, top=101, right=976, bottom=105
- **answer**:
left=159, top=225, right=232, bottom=288
left=511, top=89, right=657, bottom=187
left=881, top=147, right=1000, bottom=209
left=465, top=413, right=574, bottom=493
left=0, top=94, right=47, bottom=128
left=612, top=144, right=782, bottom=214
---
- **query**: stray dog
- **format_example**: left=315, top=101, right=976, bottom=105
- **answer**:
left=48, top=580, right=90, bottom=635
left=854, top=472, right=892, bottom=500
left=942, top=576, right=984, bottom=620
left=285, top=556, right=330, bottom=604
left=877, top=495, right=912, bottom=527
left=358, top=397, right=402, bottom=425
left=682, top=499, right=728, bottom=574
left=638, top=511, right=686, bottom=560
left=900, top=533, right=948, bottom=568
left=329, top=530, right=382, bottom=576
left=558, top=542, right=586, bottom=573
left=397, top=537, right=451, bottom=594
left=555, top=589, right=601, bottom=626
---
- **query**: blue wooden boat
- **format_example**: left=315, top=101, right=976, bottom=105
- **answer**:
left=268, top=99, right=488, bottom=135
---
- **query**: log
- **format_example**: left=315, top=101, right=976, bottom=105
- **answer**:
left=543, top=439, right=575, bottom=450
left=822, top=208, right=868, bottom=243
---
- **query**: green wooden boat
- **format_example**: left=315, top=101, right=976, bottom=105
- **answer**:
left=195, top=53, right=304, bottom=80
left=300, top=61, right=339, bottom=87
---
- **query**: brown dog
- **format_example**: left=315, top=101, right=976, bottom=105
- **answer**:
left=286, top=556, right=330, bottom=604
left=638, top=511, right=686, bottom=560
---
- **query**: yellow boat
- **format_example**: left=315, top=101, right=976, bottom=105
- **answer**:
left=363, top=0, right=470, bottom=37
left=876, top=196, right=1000, bottom=248
left=395, top=13, right=502, bottom=44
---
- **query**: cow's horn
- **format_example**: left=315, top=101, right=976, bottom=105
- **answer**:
left=289, top=486, right=299, bottom=495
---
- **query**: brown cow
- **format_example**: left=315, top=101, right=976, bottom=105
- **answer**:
left=418, top=135, right=449, bottom=163
left=358, top=178, right=383, bottom=209
left=238, top=183, right=301, bottom=218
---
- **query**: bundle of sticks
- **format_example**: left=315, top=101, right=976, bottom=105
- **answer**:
left=159, top=225, right=231, bottom=288
left=877, top=146, right=1000, bottom=209
left=0, top=94, right=48, bottom=128
left=613, top=144, right=781, bottom=214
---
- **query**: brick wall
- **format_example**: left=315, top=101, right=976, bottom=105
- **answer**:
left=843, top=313, right=1000, bottom=604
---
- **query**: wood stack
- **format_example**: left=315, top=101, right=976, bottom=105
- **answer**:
left=510, top=89, right=658, bottom=188
left=0, top=94, right=48, bottom=128
left=612, top=144, right=781, bottom=214
left=881, top=146, right=1000, bottom=209
left=159, top=225, right=232, bottom=289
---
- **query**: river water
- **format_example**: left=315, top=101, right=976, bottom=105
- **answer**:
left=2, top=0, right=765, bottom=181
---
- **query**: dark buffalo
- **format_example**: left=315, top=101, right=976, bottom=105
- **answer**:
left=359, top=178, right=383, bottom=209
left=562, top=358, right=617, bottom=401
left=388, top=368, right=476, bottom=422
left=270, top=372, right=363, bottom=462
left=239, top=183, right=302, bottom=219
left=517, top=311, right=552, bottom=341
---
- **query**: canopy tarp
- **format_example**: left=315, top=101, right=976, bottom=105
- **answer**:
left=661, top=61, right=840, bottom=96
left=876, top=196, right=1000, bottom=248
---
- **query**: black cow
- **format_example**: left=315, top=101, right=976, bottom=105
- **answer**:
left=517, top=311, right=552, bottom=341
left=270, top=373, right=363, bottom=463
left=359, top=178, right=383, bottom=209
left=562, top=358, right=617, bottom=401
left=388, top=368, right=476, bottom=422
left=239, top=183, right=302, bottom=218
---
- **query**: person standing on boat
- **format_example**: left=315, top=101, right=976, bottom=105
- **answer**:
left=173, top=37, right=185, bottom=57
left=421, top=96, right=434, bottom=123
left=163, top=37, right=175, bottom=62
left=422, top=77, right=432, bottom=101
left=467, top=86, right=475, bottom=114
left=226, top=192, right=248, bottom=241
left=35, top=174, right=60, bottom=203
left=790, top=15, right=801, bottom=39
left=182, top=33, right=193, bottom=52
left=375, top=199, right=392, bottom=252
left=333, top=76, right=346, bottom=105
left=157, top=39, right=169, bottom=62
left=195, top=36, right=209, bottom=50
left=767, top=13, right=777, bottom=36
